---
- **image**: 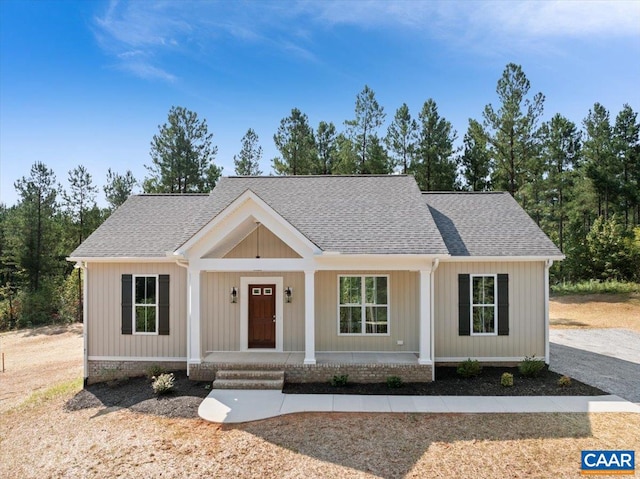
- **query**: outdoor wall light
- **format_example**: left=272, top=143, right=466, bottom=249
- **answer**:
left=230, top=287, right=238, bottom=304
left=285, top=286, right=293, bottom=303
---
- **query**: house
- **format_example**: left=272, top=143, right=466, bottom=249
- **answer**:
left=68, top=175, right=563, bottom=385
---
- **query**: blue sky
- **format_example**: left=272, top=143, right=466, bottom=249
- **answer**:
left=1, top=0, right=639, bottom=207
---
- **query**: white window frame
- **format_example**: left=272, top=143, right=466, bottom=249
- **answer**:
left=337, top=274, right=390, bottom=336
left=133, top=274, right=159, bottom=335
left=470, top=273, right=497, bottom=336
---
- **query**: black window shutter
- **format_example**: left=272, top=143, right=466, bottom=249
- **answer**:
left=122, top=274, right=133, bottom=335
left=497, top=274, right=509, bottom=335
left=158, top=275, right=170, bottom=335
left=458, top=274, right=471, bottom=336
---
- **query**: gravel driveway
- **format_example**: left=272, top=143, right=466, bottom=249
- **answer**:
left=549, top=328, right=640, bottom=403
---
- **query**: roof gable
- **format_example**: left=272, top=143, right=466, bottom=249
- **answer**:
left=190, top=175, right=448, bottom=255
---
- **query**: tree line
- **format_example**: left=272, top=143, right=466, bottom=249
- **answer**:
left=1, top=63, right=638, bottom=329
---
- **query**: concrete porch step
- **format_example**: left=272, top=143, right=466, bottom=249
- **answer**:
left=212, top=370, right=285, bottom=390
left=216, top=370, right=285, bottom=381
left=212, top=378, right=284, bottom=390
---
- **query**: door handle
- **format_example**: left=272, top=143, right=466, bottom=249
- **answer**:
left=273, top=315, right=276, bottom=322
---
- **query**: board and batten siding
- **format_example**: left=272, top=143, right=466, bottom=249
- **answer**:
left=315, top=271, right=419, bottom=352
left=87, top=262, right=187, bottom=358
left=204, top=225, right=300, bottom=259
left=434, top=261, right=545, bottom=360
left=201, top=271, right=305, bottom=352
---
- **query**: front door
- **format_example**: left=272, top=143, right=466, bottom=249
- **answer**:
left=248, top=284, right=276, bottom=348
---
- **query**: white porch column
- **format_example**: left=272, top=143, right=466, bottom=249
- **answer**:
left=418, top=268, right=433, bottom=365
left=304, top=270, right=316, bottom=365
left=188, top=268, right=201, bottom=366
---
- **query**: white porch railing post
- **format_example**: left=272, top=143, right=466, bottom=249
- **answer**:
left=418, top=268, right=432, bottom=365
left=304, top=270, right=316, bottom=365
left=188, top=268, right=201, bottom=365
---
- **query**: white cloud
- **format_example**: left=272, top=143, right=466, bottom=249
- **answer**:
left=92, top=0, right=639, bottom=82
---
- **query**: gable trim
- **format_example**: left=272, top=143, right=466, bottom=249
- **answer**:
left=176, top=189, right=321, bottom=259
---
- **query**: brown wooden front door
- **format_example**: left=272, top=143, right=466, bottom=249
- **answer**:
left=248, top=284, right=276, bottom=348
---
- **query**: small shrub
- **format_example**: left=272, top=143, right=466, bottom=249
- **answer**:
left=457, top=359, right=482, bottom=378
left=519, top=356, right=546, bottom=377
left=146, top=364, right=166, bottom=380
left=558, top=375, right=572, bottom=387
left=330, top=374, right=349, bottom=387
left=152, top=373, right=175, bottom=395
left=386, top=376, right=404, bottom=389
left=501, top=372, right=514, bottom=387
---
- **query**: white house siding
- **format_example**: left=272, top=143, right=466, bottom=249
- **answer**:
left=206, top=225, right=301, bottom=259
left=201, top=271, right=305, bottom=352
left=434, top=261, right=545, bottom=360
left=315, top=270, right=419, bottom=352
left=87, top=262, right=187, bottom=358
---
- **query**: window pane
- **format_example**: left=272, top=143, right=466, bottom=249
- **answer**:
left=135, top=277, right=146, bottom=304
left=365, top=276, right=387, bottom=305
left=473, top=306, right=494, bottom=333
left=340, top=277, right=361, bottom=304
left=365, top=277, right=375, bottom=303
left=365, top=306, right=387, bottom=334
left=135, top=305, right=157, bottom=333
left=376, top=277, right=387, bottom=304
left=146, top=277, right=156, bottom=304
left=472, top=277, right=483, bottom=304
left=339, top=306, right=362, bottom=333
left=483, top=277, right=495, bottom=304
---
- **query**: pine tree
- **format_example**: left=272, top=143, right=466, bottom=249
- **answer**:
left=460, top=119, right=492, bottom=191
left=345, top=85, right=386, bottom=174
left=386, top=103, right=418, bottom=174
left=612, top=104, right=640, bottom=226
left=315, top=121, right=338, bottom=174
left=412, top=99, right=459, bottom=191
left=234, top=128, right=263, bottom=176
left=272, top=108, right=316, bottom=175
left=104, top=168, right=137, bottom=210
left=482, top=63, right=545, bottom=196
left=144, top=106, right=221, bottom=193
left=583, top=103, right=618, bottom=219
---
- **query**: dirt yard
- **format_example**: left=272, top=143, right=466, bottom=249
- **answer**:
left=0, top=323, right=83, bottom=413
left=1, top=295, right=639, bottom=478
left=550, top=293, right=640, bottom=332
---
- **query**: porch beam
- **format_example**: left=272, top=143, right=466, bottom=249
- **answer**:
left=418, top=268, right=433, bottom=365
left=191, top=258, right=314, bottom=272
left=188, top=268, right=201, bottom=365
left=304, top=270, right=316, bottom=365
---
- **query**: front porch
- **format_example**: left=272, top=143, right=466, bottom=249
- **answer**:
left=189, top=352, right=432, bottom=383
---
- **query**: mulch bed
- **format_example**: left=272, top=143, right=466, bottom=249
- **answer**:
left=283, top=367, right=606, bottom=396
left=64, top=372, right=210, bottom=418
left=64, top=367, right=606, bottom=419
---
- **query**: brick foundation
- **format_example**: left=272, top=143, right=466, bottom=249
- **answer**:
left=87, top=360, right=187, bottom=384
left=188, top=362, right=433, bottom=383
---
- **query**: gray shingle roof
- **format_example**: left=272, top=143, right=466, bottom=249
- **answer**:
left=70, top=177, right=562, bottom=259
left=423, top=192, right=563, bottom=257
left=70, top=194, right=210, bottom=258
left=187, top=175, right=449, bottom=255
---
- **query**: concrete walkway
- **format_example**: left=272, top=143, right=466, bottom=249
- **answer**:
left=198, top=390, right=640, bottom=424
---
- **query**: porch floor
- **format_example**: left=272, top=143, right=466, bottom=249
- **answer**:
left=203, top=352, right=420, bottom=365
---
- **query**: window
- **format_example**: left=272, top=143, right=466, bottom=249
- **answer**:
left=338, top=275, right=388, bottom=335
left=134, top=275, right=158, bottom=334
left=471, top=274, right=496, bottom=335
